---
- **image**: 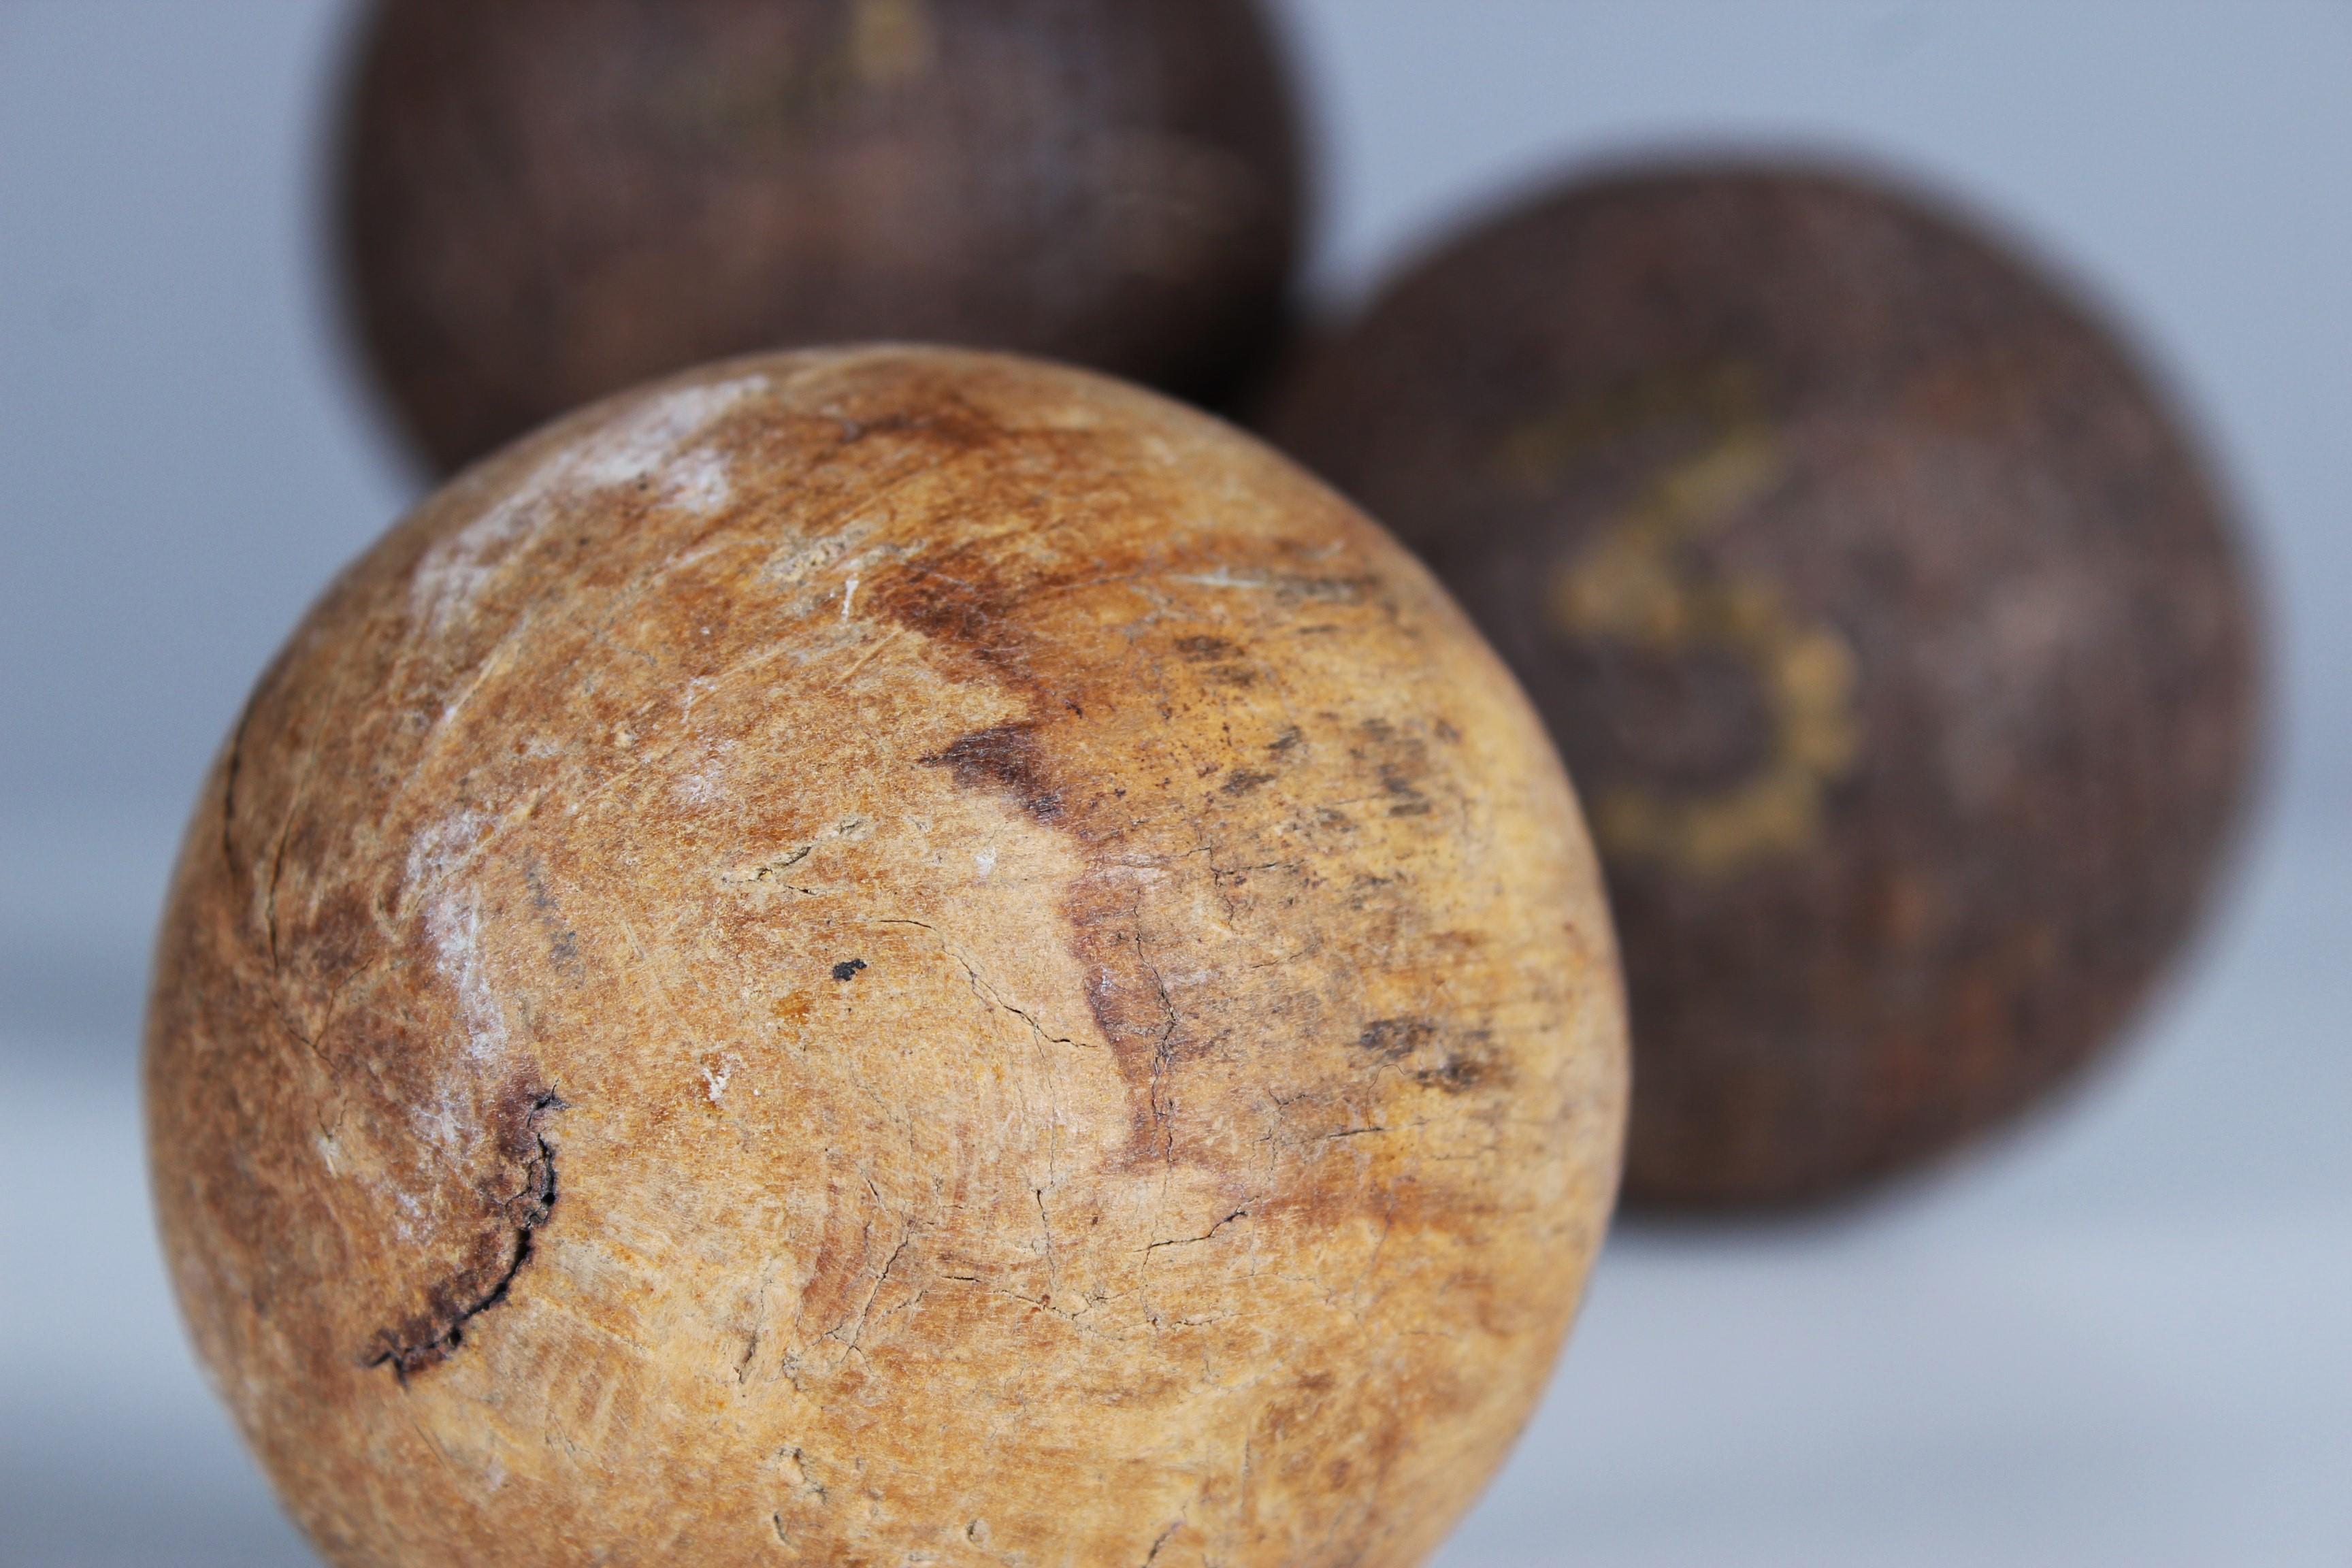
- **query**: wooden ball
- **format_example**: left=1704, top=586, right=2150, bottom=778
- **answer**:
left=1263, top=164, right=2259, bottom=1209
left=146, top=349, right=1626, bottom=1565
left=338, top=0, right=1308, bottom=474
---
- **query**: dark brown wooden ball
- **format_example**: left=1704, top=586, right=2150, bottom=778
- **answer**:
left=338, top=0, right=1307, bottom=473
left=1262, top=163, right=2261, bottom=1209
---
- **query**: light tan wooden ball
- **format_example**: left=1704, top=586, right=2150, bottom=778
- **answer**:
left=146, top=347, right=1626, bottom=1567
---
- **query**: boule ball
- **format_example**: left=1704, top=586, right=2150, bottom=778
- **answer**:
left=338, top=0, right=1308, bottom=475
left=1262, top=163, right=2259, bottom=1209
left=146, top=347, right=1627, bottom=1565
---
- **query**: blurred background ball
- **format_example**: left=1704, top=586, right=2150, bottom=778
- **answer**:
left=1264, top=162, right=2261, bottom=1209
left=338, top=0, right=1308, bottom=474
left=146, top=348, right=1626, bottom=1566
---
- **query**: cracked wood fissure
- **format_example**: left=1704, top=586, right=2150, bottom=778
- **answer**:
left=365, top=1092, right=565, bottom=1380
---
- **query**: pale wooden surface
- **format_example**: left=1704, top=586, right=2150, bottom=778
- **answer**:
left=141, top=350, right=1626, bottom=1567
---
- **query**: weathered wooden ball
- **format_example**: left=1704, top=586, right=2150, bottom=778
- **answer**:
left=146, top=348, right=1627, bottom=1565
left=1263, top=164, right=2259, bottom=1208
left=338, top=0, right=1308, bottom=474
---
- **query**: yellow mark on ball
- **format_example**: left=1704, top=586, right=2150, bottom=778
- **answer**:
left=850, top=0, right=936, bottom=87
left=1521, top=371, right=1862, bottom=878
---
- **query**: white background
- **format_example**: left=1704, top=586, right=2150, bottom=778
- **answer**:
left=1, top=3, right=2346, bottom=1563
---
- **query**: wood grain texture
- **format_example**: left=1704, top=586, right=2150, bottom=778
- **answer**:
left=338, top=0, right=1307, bottom=472
left=1264, top=163, right=2260, bottom=1209
left=146, top=348, right=1626, bottom=1566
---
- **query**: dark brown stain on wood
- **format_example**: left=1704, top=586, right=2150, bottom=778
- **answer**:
left=921, top=723, right=1066, bottom=825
